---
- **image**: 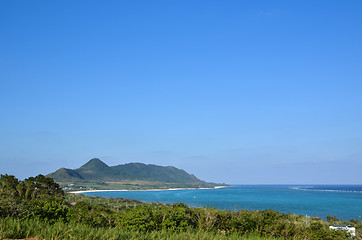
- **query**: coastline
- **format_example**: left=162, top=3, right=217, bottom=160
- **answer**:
left=69, top=185, right=228, bottom=194
left=63, top=185, right=362, bottom=220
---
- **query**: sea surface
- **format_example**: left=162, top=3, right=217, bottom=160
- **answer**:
left=82, top=185, right=362, bottom=221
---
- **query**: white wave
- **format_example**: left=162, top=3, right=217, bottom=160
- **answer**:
left=289, top=186, right=362, bottom=193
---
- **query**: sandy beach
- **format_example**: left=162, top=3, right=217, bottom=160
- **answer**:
left=69, top=185, right=227, bottom=194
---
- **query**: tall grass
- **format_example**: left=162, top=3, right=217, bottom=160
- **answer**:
left=0, top=218, right=283, bottom=240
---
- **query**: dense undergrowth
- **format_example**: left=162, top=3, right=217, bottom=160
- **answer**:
left=0, top=218, right=283, bottom=240
left=0, top=174, right=360, bottom=240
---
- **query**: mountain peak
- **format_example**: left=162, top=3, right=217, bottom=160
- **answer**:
left=79, top=158, right=109, bottom=170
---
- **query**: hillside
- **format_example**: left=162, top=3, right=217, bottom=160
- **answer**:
left=47, top=158, right=224, bottom=191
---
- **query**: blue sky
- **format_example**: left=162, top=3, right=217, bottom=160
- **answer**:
left=1, top=1, right=362, bottom=184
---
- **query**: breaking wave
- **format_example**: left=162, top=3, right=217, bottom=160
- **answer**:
left=290, top=185, right=362, bottom=193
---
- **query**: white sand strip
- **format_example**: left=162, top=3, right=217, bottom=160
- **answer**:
left=69, top=185, right=228, bottom=194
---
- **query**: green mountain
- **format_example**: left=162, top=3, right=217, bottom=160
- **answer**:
left=47, top=158, right=223, bottom=190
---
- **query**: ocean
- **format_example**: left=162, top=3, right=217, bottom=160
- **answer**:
left=81, top=185, right=362, bottom=221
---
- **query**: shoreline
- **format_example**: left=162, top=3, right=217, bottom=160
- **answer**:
left=69, top=185, right=228, bottom=194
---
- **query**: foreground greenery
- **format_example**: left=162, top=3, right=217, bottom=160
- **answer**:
left=0, top=218, right=284, bottom=240
left=0, top=174, right=360, bottom=240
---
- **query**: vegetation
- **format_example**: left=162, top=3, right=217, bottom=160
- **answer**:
left=47, top=158, right=226, bottom=191
left=1, top=174, right=361, bottom=240
left=0, top=218, right=285, bottom=240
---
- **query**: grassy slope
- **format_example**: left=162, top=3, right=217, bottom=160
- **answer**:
left=1, top=192, right=360, bottom=240
left=63, top=193, right=361, bottom=239
left=0, top=218, right=284, bottom=240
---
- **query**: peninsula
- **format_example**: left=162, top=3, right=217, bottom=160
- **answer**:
left=47, top=158, right=227, bottom=191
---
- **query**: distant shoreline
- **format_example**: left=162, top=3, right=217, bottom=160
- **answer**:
left=69, top=185, right=228, bottom=194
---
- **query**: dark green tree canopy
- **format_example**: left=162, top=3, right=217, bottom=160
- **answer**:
left=0, top=174, right=64, bottom=201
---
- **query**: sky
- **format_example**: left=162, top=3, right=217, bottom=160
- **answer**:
left=1, top=1, right=362, bottom=184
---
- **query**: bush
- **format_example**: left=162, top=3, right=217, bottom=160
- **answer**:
left=0, top=174, right=360, bottom=240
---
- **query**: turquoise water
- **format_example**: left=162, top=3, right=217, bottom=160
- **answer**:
left=82, top=185, right=362, bottom=220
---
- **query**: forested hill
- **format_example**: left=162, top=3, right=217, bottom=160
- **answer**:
left=47, top=158, right=221, bottom=189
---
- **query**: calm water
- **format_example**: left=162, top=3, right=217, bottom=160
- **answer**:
left=82, top=185, right=362, bottom=220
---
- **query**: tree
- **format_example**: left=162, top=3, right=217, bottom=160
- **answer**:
left=0, top=174, right=20, bottom=199
left=23, top=174, right=64, bottom=201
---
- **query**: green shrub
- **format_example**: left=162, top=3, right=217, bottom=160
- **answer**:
left=0, top=174, right=360, bottom=240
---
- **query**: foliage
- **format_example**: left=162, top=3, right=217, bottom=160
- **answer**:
left=0, top=174, right=360, bottom=240
left=0, top=174, right=65, bottom=221
left=0, top=217, right=284, bottom=240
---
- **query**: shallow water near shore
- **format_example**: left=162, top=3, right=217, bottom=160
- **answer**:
left=81, top=185, right=362, bottom=221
